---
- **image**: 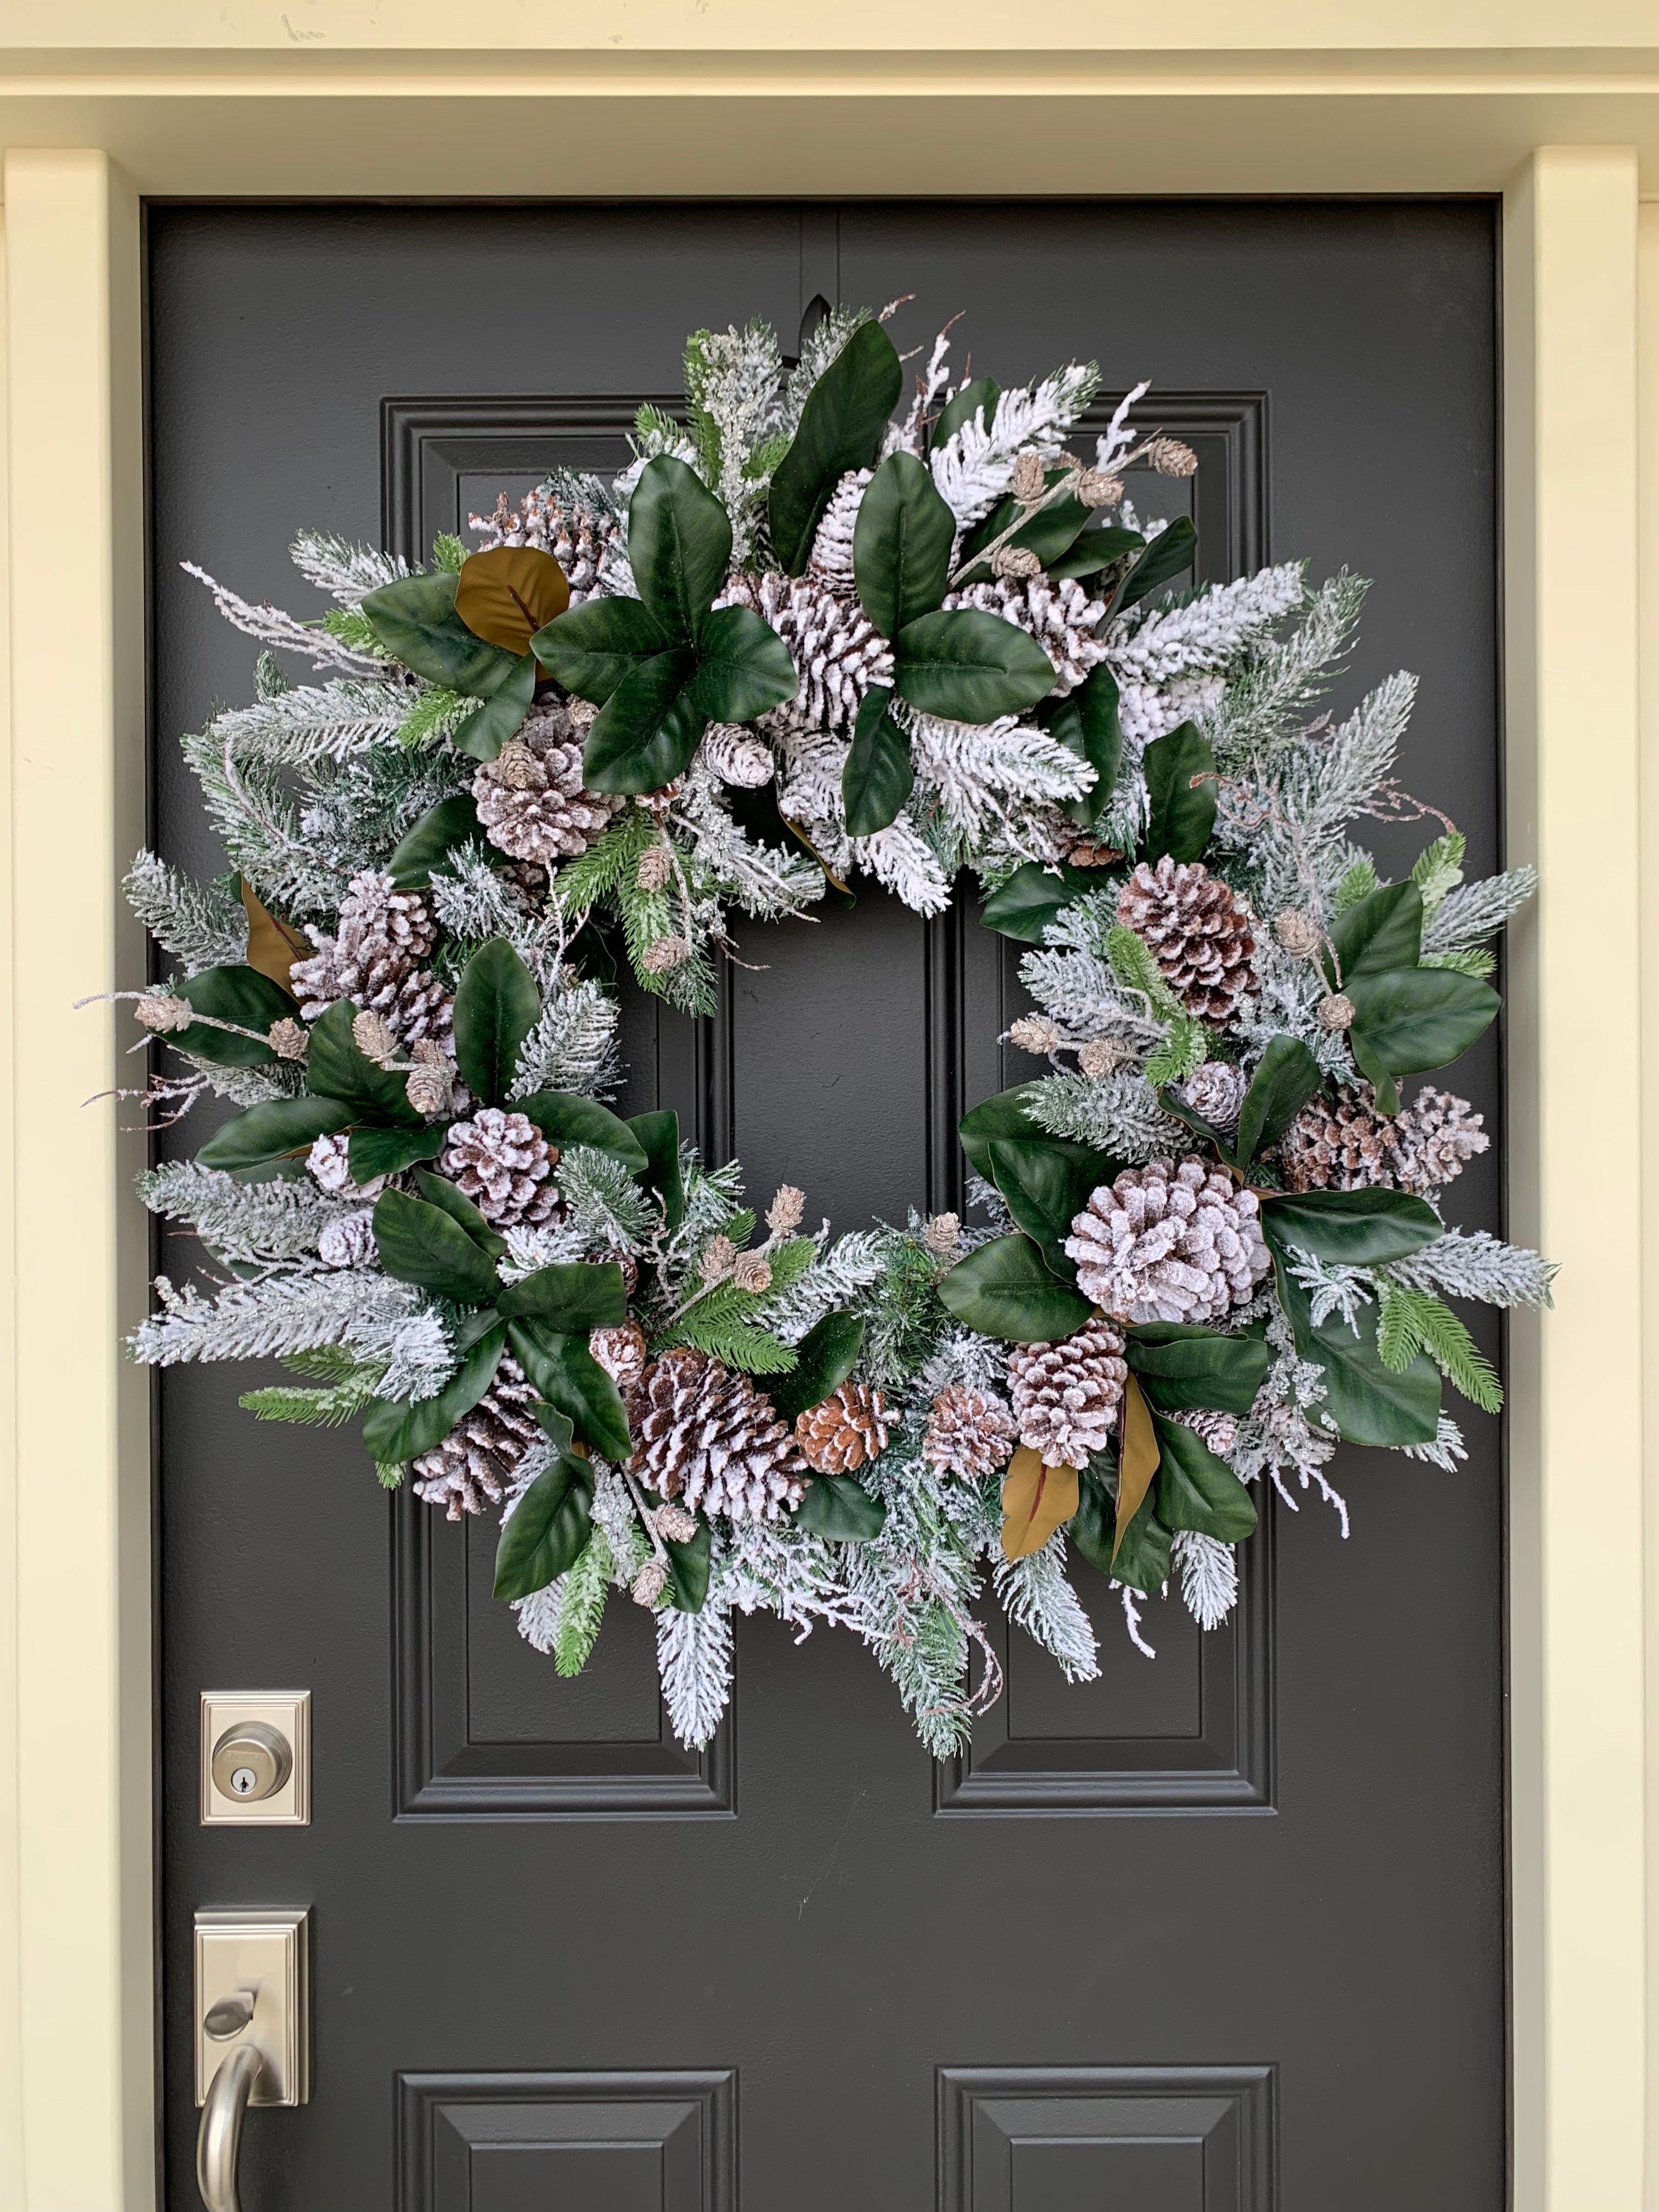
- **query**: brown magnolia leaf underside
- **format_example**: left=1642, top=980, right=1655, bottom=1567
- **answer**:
left=1111, top=1371, right=1161, bottom=1562
left=240, top=878, right=308, bottom=993
left=455, top=545, right=571, bottom=655
left=1000, top=1444, right=1080, bottom=1561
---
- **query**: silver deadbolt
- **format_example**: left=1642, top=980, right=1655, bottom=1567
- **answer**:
left=210, top=1721, right=292, bottom=1805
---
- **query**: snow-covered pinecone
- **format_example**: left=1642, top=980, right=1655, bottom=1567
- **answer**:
left=440, top=1108, right=560, bottom=1228
left=471, top=706, right=622, bottom=866
left=720, top=570, right=893, bottom=736
left=807, top=469, right=871, bottom=590
left=291, top=868, right=439, bottom=1026
left=1056, top=826, right=1125, bottom=869
left=411, top=1352, right=540, bottom=1520
left=922, top=1384, right=1015, bottom=1479
left=1392, top=1087, right=1488, bottom=1194
left=317, top=1209, right=377, bottom=1269
left=795, top=1380, right=889, bottom=1474
left=1180, top=1060, right=1249, bottom=1131
left=628, top=1348, right=806, bottom=1522
left=469, top=487, right=625, bottom=606
left=699, top=723, right=775, bottom=786
left=1173, top=1406, right=1239, bottom=1457
left=306, top=1131, right=357, bottom=1195
left=589, top=1318, right=648, bottom=1394
left=1278, top=1084, right=1396, bottom=1192
left=385, top=970, right=454, bottom=1052
left=1117, top=857, right=1256, bottom=1024
left=1007, top=1321, right=1128, bottom=1470
left=1065, top=1158, right=1270, bottom=1324
left=941, top=574, right=1106, bottom=696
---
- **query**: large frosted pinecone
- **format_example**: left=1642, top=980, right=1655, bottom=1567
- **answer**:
left=627, top=1348, right=807, bottom=1522
left=720, top=569, right=893, bottom=736
left=471, top=705, right=622, bottom=866
left=411, top=1352, right=540, bottom=1520
left=1117, top=857, right=1256, bottom=1024
left=795, top=1380, right=889, bottom=1474
left=922, top=1384, right=1015, bottom=1479
left=291, top=868, right=441, bottom=1028
left=1008, top=1321, right=1129, bottom=1470
left=941, top=574, right=1107, bottom=696
left=469, top=487, right=625, bottom=606
left=440, top=1108, right=560, bottom=1227
left=1279, top=1081, right=1487, bottom=1195
left=1065, top=1158, right=1270, bottom=1324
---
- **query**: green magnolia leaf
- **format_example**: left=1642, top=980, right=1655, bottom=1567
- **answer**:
left=305, top=996, right=420, bottom=1126
left=1124, top=1322, right=1273, bottom=1414
left=795, top=1472, right=887, bottom=1541
left=688, top=604, right=799, bottom=722
left=892, top=608, right=1055, bottom=723
left=1107, top=1484, right=1173, bottom=1595
left=171, top=964, right=296, bottom=1069
left=451, top=652, right=537, bottom=762
left=197, top=1094, right=353, bottom=1176
left=986, top=1136, right=1099, bottom=1282
left=1234, top=1037, right=1324, bottom=1165
left=347, top=1125, right=445, bottom=1183
left=767, top=1311, right=866, bottom=1427
left=1048, top=524, right=1144, bottom=581
left=494, top=1261, right=629, bottom=1330
left=1047, top=663, right=1123, bottom=828
left=1271, top=1239, right=1442, bottom=1446
left=532, top=1401, right=575, bottom=1453
left=1153, top=1414, right=1257, bottom=1539
left=769, top=320, right=905, bottom=573
left=1347, top=1026, right=1403, bottom=1116
left=1324, top=881, right=1423, bottom=986
left=361, top=1322, right=507, bottom=1465
left=507, top=1319, right=631, bottom=1462
left=842, top=683, right=915, bottom=837
left=1141, top=720, right=1217, bottom=863
left=979, top=860, right=1101, bottom=943
left=413, top=1169, right=507, bottom=1257
left=1262, top=1186, right=1443, bottom=1264
left=452, top=938, right=540, bottom=1108
left=532, top=594, right=671, bottom=702
left=1113, top=514, right=1196, bottom=612
left=1068, top=1464, right=1118, bottom=1577
left=387, top=793, right=483, bottom=888
left=930, top=376, right=998, bottom=450
left=959, top=1084, right=1078, bottom=1179
left=1343, top=967, right=1501, bottom=1082
left=493, top=1451, right=595, bottom=1601
left=853, top=450, right=956, bottom=635
left=627, top=1108, right=685, bottom=1231
left=663, top=1514, right=712, bottom=1612
left=582, top=651, right=702, bottom=795
left=628, top=455, right=732, bottom=641
left=936, top=1231, right=1094, bottom=1342
left=360, top=572, right=520, bottom=697
left=371, top=1188, right=500, bottom=1302
left=953, top=480, right=1093, bottom=589
left=516, top=1091, right=650, bottom=1175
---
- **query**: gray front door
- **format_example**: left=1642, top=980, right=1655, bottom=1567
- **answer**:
left=150, top=200, right=1504, bottom=2209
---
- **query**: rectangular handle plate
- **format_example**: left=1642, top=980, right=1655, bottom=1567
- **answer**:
left=194, top=1908, right=311, bottom=2107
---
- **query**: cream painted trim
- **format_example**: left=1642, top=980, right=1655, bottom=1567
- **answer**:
left=1645, top=196, right=1659, bottom=2212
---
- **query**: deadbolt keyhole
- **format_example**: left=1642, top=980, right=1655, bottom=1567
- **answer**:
left=210, top=1721, right=293, bottom=1805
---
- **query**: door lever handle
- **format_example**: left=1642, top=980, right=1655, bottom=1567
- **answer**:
left=197, top=2043, right=261, bottom=2212
left=193, top=1908, right=310, bottom=2210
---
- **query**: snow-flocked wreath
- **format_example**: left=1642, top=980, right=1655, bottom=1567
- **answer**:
left=110, top=302, right=1553, bottom=1756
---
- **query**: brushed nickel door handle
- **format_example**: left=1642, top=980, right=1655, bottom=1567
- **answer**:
left=196, top=2043, right=261, bottom=2212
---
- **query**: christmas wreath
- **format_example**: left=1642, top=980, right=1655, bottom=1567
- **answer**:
left=110, top=303, right=1552, bottom=1755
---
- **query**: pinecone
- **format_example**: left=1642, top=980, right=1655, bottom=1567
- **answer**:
left=291, top=869, right=441, bottom=1028
left=1392, top=1087, right=1488, bottom=1194
left=627, top=1348, right=806, bottom=1522
left=1278, top=1084, right=1396, bottom=1192
left=794, top=1380, right=890, bottom=1474
left=806, top=469, right=870, bottom=590
left=385, top=970, right=455, bottom=1052
left=1180, top=1060, right=1249, bottom=1131
left=1174, top=1406, right=1239, bottom=1457
left=941, top=574, right=1106, bottom=696
left=471, top=706, right=622, bottom=867
left=1065, top=1158, right=1270, bottom=1324
left=1008, top=1321, right=1128, bottom=1470
left=469, top=487, right=625, bottom=606
left=1116, top=857, right=1256, bottom=1024
left=411, top=1352, right=540, bottom=1520
left=720, top=570, right=893, bottom=736
left=1057, top=828, right=1124, bottom=868
left=922, top=1383, right=1015, bottom=1479
left=440, top=1108, right=560, bottom=1227
left=700, top=723, right=775, bottom=787
left=317, top=1208, right=377, bottom=1269
left=589, top=1318, right=647, bottom=1394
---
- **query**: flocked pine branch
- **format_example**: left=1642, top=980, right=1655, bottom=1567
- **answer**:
left=180, top=562, right=387, bottom=675
left=123, top=851, right=248, bottom=973
left=930, top=363, right=1101, bottom=528
left=1385, top=1228, right=1556, bottom=1309
left=1422, top=867, right=1538, bottom=952
left=288, top=530, right=410, bottom=608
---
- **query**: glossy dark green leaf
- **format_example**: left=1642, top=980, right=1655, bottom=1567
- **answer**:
left=978, top=861, right=1100, bottom=943
left=1113, top=514, right=1197, bottom=612
left=516, top=1091, right=650, bottom=1175
left=769, top=320, right=905, bottom=573
left=506, top=1319, right=631, bottom=1462
left=892, top=608, right=1056, bottom=723
left=531, top=593, right=671, bottom=702
left=361, top=1322, right=507, bottom=1465
left=1124, top=1322, right=1273, bottom=1414
left=1347, top=1026, right=1402, bottom=1118
left=360, top=572, right=520, bottom=698
left=627, top=1108, right=684, bottom=1231
left=930, top=376, right=998, bottom=450
left=628, top=455, right=732, bottom=641
left=494, top=1261, right=629, bottom=1330
left=171, top=964, right=296, bottom=1068
left=197, top=1094, right=353, bottom=1176
left=1107, top=1484, right=1173, bottom=1595
left=842, top=682, right=914, bottom=837
left=1234, top=1036, right=1324, bottom=1166
left=1047, top=662, right=1123, bottom=828
left=1048, top=524, right=1145, bottom=581
left=450, top=652, right=536, bottom=762
left=386, top=793, right=483, bottom=888
left=532, top=1402, right=575, bottom=1453
left=452, top=938, right=540, bottom=1108
left=493, top=1451, right=595, bottom=1600
left=1141, top=720, right=1217, bottom=864
left=953, top=481, right=1093, bottom=589
left=687, top=603, right=799, bottom=722
left=1262, top=1186, right=1443, bottom=1264
left=767, top=1311, right=867, bottom=1427
left=1271, top=1237, right=1442, bottom=1446
left=305, top=996, right=420, bottom=1125
left=853, top=450, right=957, bottom=635
left=795, top=1472, right=887, bottom=1541
left=662, top=1514, right=712, bottom=1612
left=1323, top=880, right=1423, bottom=987
left=347, top=1124, right=445, bottom=1183
left=413, top=1169, right=507, bottom=1257
left=986, top=1137, right=1095, bottom=1282
left=581, top=651, right=702, bottom=795
left=1068, top=1463, right=1118, bottom=1577
left=935, top=1231, right=1094, bottom=1342
left=1342, top=967, right=1501, bottom=1082
left=371, top=1188, right=500, bottom=1302
left=1153, top=1414, right=1257, bottom=1539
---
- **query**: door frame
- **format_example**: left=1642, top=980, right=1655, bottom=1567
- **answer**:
left=0, top=36, right=1655, bottom=2208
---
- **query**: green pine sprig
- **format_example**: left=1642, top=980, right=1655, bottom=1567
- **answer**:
left=554, top=1530, right=613, bottom=1676
left=1334, top=857, right=1379, bottom=912
left=1376, top=1280, right=1503, bottom=1413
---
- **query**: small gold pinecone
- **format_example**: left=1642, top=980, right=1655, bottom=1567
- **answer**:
left=471, top=705, right=622, bottom=866
left=589, top=1318, right=648, bottom=1395
left=1116, top=857, right=1256, bottom=1024
left=922, top=1384, right=1015, bottom=1479
left=1278, top=1085, right=1395, bottom=1192
left=411, top=1353, right=540, bottom=1520
left=629, top=1348, right=806, bottom=1522
left=794, top=1380, right=890, bottom=1474
left=440, top=1107, right=560, bottom=1227
left=1008, top=1321, right=1129, bottom=1470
